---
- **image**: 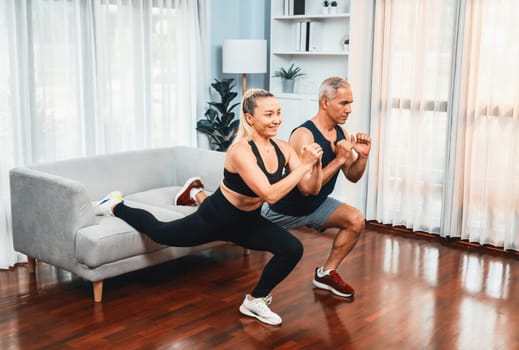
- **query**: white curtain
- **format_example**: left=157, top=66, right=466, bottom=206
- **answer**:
left=367, top=0, right=456, bottom=233
left=367, top=0, right=518, bottom=250
left=0, top=0, right=210, bottom=269
left=443, top=0, right=519, bottom=249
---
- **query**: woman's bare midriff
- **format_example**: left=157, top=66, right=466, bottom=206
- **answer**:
left=220, top=181, right=265, bottom=212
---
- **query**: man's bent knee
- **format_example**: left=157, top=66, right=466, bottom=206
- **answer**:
left=355, top=209, right=366, bottom=226
left=351, top=209, right=365, bottom=236
left=336, top=207, right=365, bottom=235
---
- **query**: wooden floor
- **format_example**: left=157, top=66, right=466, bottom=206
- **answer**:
left=1, top=223, right=518, bottom=350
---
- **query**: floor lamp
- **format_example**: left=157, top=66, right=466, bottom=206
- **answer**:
left=222, top=40, right=267, bottom=95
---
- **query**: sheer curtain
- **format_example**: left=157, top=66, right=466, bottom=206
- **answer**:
left=0, top=0, right=210, bottom=269
left=444, top=0, right=519, bottom=249
left=93, top=0, right=209, bottom=151
left=367, top=0, right=456, bottom=233
left=367, top=0, right=518, bottom=250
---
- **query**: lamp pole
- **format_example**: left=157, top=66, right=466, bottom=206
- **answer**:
left=242, top=73, right=247, bottom=95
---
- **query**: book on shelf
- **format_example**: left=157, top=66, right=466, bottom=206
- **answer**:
left=293, top=0, right=305, bottom=15
left=283, top=0, right=305, bottom=16
left=304, top=21, right=310, bottom=51
left=295, top=21, right=301, bottom=51
left=283, top=0, right=294, bottom=16
left=295, top=21, right=322, bottom=52
left=308, top=21, right=323, bottom=52
left=297, top=21, right=310, bottom=52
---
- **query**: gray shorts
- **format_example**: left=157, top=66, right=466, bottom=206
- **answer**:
left=261, top=197, right=341, bottom=231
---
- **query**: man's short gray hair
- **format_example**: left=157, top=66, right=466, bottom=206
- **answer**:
left=319, top=76, right=350, bottom=100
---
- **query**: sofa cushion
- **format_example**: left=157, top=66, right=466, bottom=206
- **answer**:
left=124, top=186, right=199, bottom=216
left=75, top=200, right=198, bottom=268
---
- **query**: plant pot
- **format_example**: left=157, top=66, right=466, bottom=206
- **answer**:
left=283, top=79, right=295, bottom=93
left=330, top=6, right=337, bottom=14
left=322, top=6, right=329, bottom=15
left=343, top=44, right=349, bottom=53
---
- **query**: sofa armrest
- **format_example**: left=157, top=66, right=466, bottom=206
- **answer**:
left=10, top=167, right=96, bottom=270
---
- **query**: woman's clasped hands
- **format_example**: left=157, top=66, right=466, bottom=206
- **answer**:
left=300, top=143, right=323, bottom=166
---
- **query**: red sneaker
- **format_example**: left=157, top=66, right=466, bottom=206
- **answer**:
left=312, top=267, right=354, bottom=297
left=175, top=177, right=204, bottom=206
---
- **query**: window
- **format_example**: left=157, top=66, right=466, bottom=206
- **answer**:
left=368, top=0, right=519, bottom=249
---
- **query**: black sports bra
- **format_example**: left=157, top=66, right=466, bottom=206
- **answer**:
left=223, top=139, right=286, bottom=197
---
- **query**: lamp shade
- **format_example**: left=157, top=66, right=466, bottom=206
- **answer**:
left=222, top=40, right=267, bottom=74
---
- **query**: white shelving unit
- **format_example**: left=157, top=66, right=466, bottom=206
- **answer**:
left=269, top=0, right=351, bottom=140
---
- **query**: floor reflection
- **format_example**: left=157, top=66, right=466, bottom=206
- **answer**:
left=380, top=235, right=514, bottom=301
left=312, top=289, right=354, bottom=348
left=374, top=230, right=518, bottom=349
left=0, top=262, right=77, bottom=300
left=457, top=298, right=508, bottom=350
left=486, top=261, right=510, bottom=299
left=238, top=315, right=283, bottom=349
left=383, top=239, right=400, bottom=275
left=461, top=254, right=483, bottom=294
left=462, top=254, right=512, bottom=299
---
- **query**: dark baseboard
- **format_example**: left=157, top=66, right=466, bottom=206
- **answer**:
left=366, top=220, right=519, bottom=260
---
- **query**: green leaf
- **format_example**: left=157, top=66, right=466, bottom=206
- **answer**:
left=228, top=119, right=240, bottom=131
left=205, top=108, right=218, bottom=122
left=272, top=63, right=306, bottom=79
left=198, top=78, right=239, bottom=151
left=196, top=122, right=215, bottom=133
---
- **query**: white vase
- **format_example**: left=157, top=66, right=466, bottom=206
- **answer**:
left=322, top=6, right=329, bottom=15
left=330, top=7, right=337, bottom=14
left=343, top=44, right=349, bottom=53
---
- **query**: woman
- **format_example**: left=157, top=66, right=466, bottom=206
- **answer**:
left=95, top=89, right=323, bottom=326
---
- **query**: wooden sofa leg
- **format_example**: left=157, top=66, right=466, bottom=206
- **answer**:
left=244, top=248, right=250, bottom=255
left=27, top=257, right=36, bottom=273
left=93, top=281, right=103, bottom=303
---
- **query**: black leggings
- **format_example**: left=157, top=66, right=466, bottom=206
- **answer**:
left=113, top=188, right=303, bottom=298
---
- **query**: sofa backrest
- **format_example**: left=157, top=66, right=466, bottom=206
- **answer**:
left=171, top=146, right=226, bottom=193
left=29, top=146, right=225, bottom=200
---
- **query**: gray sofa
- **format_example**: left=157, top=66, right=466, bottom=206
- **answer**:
left=10, top=146, right=237, bottom=302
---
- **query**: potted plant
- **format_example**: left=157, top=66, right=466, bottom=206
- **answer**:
left=273, top=64, right=306, bottom=93
left=322, top=0, right=330, bottom=14
left=196, top=78, right=240, bottom=151
left=330, top=1, right=338, bottom=14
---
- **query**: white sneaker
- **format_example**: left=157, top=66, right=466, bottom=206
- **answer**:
left=239, top=294, right=282, bottom=326
left=94, top=191, right=123, bottom=216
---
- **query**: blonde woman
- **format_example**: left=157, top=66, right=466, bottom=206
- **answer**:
left=96, top=89, right=323, bottom=326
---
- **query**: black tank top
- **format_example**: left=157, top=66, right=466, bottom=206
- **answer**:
left=223, top=139, right=286, bottom=197
left=270, top=120, right=346, bottom=215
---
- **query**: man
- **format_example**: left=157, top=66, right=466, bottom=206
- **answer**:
left=261, top=76, right=371, bottom=298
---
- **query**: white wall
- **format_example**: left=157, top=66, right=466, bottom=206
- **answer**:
left=210, top=0, right=270, bottom=98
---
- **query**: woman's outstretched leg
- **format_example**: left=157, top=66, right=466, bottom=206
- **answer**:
left=112, top=202, right=214, bottom=247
